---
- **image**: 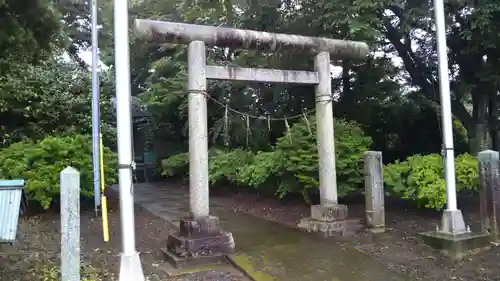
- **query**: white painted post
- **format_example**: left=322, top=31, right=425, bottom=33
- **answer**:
left=314, top=52, right=337, bottom=206
left=364, top=151, right=385, bottom=232
left=188, top=41, right=210, bottom=218
left=113, top=0, right=145, bottom=279
left=433, top=0, right=467, bottom=235
left=60, top=167, right=80, bottom=281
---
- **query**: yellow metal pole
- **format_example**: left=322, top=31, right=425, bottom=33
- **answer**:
left=100, top=133, right=110, bottom=242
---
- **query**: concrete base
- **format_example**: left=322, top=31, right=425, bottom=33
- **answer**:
left=119, top=252, right=145, bottom=281
left=164, top=216, right=235, bottom=268
left=298, top=204, right=348, bottom=236
left=440, top=209, right=467, bottom=235
left=419, top=231, right=491, bottom=260
left=367, top=226, right=386, bottom=234
left=160, top=256, right=241, bottom=277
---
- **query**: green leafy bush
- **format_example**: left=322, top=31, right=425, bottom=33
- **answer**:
left=384, top=153, right=479, bottom=209
left=0, top=135, right=118, bottom=209
left=208, top=149, right=255, bottom=184
left=161, top=152, right=189, bottom=177
left=160, top=116, right=371, bottom=204
left=236, top=150, right=284, bottom=187
left=273, top=116, right=372, bottom=202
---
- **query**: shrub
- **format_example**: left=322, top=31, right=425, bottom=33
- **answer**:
left=273, top=116, right=372, bottom=202
left=384, top=153, right=479, bottom=209
left=0, top=135, right=118, bottom=209
left=236, top=150, right=284, bottom=188
left=160, top=116, right=372, bottom=204
left=161, top=152, right=189, bottom=177
left=208, top=149, right=255, bottom=184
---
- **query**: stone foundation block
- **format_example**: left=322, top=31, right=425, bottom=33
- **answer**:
left=311, top=204, right=348, bottom=221
left=179, top=216, right=221, bottom=237
left=298, top=218, right=347, bottom=236
left=164, top=216, right=235, bottom=268
left=299, top=204, right=349, bottom=236
left=419, top=231, right=491, bottom=260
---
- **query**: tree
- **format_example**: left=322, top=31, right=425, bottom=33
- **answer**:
left=0, top=58, right=116, bottom=147
left=0, top=0, right=61, bottom=71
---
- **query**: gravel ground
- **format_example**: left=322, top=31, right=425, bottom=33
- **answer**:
left=214, top=189, right=500, bottom=281
left=3, top=183, right=500, bottom=281
left=0, top=197, right=247, bottom=281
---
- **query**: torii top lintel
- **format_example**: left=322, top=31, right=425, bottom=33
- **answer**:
left=134, top=19, right=369, bottom=59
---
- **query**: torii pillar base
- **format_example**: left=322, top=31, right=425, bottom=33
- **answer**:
left=162, top=216, right=235, bottom=268
left=298, top=204, right=348, bottom=237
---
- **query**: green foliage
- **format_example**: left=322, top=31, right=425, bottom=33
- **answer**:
left=208, top=149, right=255, bottom=184
left=161, top=117, right=371, bottom=203
left=236, top=150, right=283, bottom=187
left=0, top=135, right=117, bottom=209
left=273, top=116, right=372, bottom=202
left=0, top=0, right=61, bottom=69
left=0, top=59, right=117, bottom=148
left=384, top=153, right=479, bottom=209
left=161, top=152, right=188, bottom=177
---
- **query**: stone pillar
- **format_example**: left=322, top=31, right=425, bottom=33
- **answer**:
left=479, top=150, right=500, bottom=240
left=298, top=54, right=348, bottom=236
left=187, top=40, right=210, bottom=218
left=60, top=167, right=80, bottom=281
left=314, top=52, right=337, bottom=205
left=164, top=41, right=234, bottom=267
left=364, top=151, right=385, bottom=232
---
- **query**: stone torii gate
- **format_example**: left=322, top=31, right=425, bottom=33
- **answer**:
left=134, top=19, right=368, bottom=265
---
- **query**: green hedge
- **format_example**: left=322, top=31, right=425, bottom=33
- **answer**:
left=161, top=116, right=372, bottom=203
left=384, top=153, right=478, bottom=209
left=161, top=118, right=481, bottom=209
left=0, top=135, right=118, bottom=209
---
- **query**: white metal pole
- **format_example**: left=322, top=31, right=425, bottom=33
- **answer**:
left=91, top=0, right=101, bottom=213
left=113, top=0, right=145, bottom=279
left=434, top=0, right=457, bottom=211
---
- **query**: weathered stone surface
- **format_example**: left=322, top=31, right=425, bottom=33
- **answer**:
left=364, top=151, right=385, bottom=232
left=164, top=216, right=235, bottom=268
left=299, top=204, right=349, bottom=236
left=179, top=216, right=221, bottom=237
left=298, top=218, right=347, bottom=237
left=134, top=20, right=369, bottom=59
left=167, top=231, right=234, bottom=258
left=478, top=150, right=500, bottom=241
left=310, top=204, right=348, bottom=222
left=419, top=231, right=491, bottom=260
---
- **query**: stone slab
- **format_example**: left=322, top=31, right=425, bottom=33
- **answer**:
left=162, top=248, right=228, bottom=269
left=478, top=150, right=500, bottom=241
left=179, top=216, right=222, bottom=237
left=310, top=204, right=348, bottom=221
left=297, top=217, right=347, bottom=236
left=167, top=231, right=235, bottom=257
left=158, top=257, right=244, bottom=278
left=419, top=231, right=491, bottom=260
